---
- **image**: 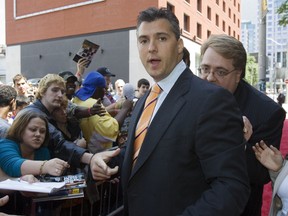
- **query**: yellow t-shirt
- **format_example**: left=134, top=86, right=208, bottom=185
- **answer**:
left=72, top=97, right=119, bottom=153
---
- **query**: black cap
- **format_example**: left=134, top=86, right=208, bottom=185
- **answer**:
left=97, top=67, right=116, bottom=77
left=58, top=71, right=77, bottom=82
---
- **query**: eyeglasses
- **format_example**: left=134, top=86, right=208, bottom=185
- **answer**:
left=198, top=66, right=238, bottom=77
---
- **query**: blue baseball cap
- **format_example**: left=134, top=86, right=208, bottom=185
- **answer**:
left=75, top=71, right=106, bottom=101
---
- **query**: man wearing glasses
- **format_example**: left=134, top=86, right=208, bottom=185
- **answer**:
left=199, top=34, right=286, bottom=216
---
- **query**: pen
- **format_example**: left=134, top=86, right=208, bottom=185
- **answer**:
left=63, top=150, right=75, bottom=176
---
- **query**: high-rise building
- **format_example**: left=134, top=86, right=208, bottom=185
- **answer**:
left=241, top=0, right=288, bottom=90
left=3, top=0, right=241, bottom=85
left=241, top=21, right=257, bottom=53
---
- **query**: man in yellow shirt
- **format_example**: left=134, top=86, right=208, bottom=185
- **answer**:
left=73, top=71, right=132, bottom=153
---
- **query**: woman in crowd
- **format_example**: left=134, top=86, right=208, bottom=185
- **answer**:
left=253, top=140, right=288, bottom=216
left=0, top=109, right=69, bottom=178
left=51, top=96, right=86, bottom=149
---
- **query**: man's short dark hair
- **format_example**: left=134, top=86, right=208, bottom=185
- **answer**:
left=137, top=7, right=180, bottom=40
left=137, top=78, right=150, bottom=88
left=0, top=85, right=17, bottom=107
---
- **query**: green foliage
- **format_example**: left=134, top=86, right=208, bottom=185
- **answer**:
left=245, top=55, right=259, bottom=87
left=277, top=0, right=288, bottom=27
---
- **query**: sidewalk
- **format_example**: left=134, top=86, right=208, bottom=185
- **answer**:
left=282, top=104, right=288, bottom=118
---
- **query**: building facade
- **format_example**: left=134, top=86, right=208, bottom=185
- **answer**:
left=3, top=0, right=241, bottom=86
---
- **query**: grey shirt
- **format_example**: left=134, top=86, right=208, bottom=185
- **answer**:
left=0, top=118, right=10, bottom=138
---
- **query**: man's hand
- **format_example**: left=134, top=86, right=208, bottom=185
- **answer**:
left=77, top=58, right=89, bottom=74
left=90, top=99, right=106, bottom=116
left=252, top=140, right=284, bottom=172
left=243, top=116, right=253, bottom=141
left=90, top=148, right=121, bottom=180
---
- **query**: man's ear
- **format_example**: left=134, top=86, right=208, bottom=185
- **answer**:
left=9, top=98, right=16, bottom=111
left=177, top=38, right=184, bottom=55
left=9, top=98, right=15, bottom=106
left=236, top=70, right=242, bottom=83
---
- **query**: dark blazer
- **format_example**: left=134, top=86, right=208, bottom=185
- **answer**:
left=234, top=80, right=286, bottom=216
left=121, top=69, right=250, bottom=216
left=234, top=80, right=286, bottom=184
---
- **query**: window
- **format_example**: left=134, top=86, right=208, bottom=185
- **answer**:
left=184, top=14, right=190, bottom=32
left=228, top=26, right=231, bottom=35
left=283, top=52, right=287, bottom=68
left=216, top=14, right=219, bottom=27
left=229, top=8, right=231, bottom=18
left=233, top=14, right=236, bottom=23
left=233, top=30, right=235, bottom=37
left=185, top=0, right=190, bottom=3
left=222, top=21, right=226, bottom=31
left=207, top=7, right=211, bottom=20
left=277, top=52, right=281, bottom=63
left=197, top=23, right=202, bottom=39
left=223, top=1, right=226, bottom=12
left=207, top=30, right=211, bottom=38
left=167, top=3, right=175, bottom=13
left=197, top=0, right=202, bottom=12
left=216, top=0, right=219, bottom=5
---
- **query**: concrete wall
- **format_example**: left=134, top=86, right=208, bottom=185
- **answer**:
left=20, top=29, right=131, bottom=86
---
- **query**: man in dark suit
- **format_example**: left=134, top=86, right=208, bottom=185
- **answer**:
left=92, top=7, right=249, bottom=216
left=199, top=34, right=286, bottom=216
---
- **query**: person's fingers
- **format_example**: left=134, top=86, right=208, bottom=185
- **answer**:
left=254, top=143, right=263, bottom=153
left=0, top=195, right=9, bottom=207
left=106, top=166, right=119, bottom=176
left=259, top=140, right=268, bottom=149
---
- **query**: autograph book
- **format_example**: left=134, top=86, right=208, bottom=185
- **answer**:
left=0, top=179, right=65, bottom=194
left=73, top=39, right=99, bottom=68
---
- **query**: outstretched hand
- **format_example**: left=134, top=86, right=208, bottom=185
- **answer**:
left=252, top=140, right=284, bottom=172
left=90, top=148, right=121, bottom=180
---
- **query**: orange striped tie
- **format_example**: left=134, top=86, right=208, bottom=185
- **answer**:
left=133, top=84, right=162, bottom=165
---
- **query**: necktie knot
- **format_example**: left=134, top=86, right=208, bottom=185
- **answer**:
left=151, top=84, right=162, bottom=94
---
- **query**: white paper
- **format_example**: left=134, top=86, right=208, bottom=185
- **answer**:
left=0, top=179, right=65, bottom=193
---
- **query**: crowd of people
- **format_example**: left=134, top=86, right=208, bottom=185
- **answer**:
left=0, top=6, right=287, bottom=216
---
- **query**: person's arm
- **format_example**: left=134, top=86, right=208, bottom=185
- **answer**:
left=69, top=100, right=106, bottom=119
left=182, top=87, right=250, bottom=215
left=20, top=158, right=69, bottom=177
left=111, top=99, right=133, bottom=128
left=75, top=58, right=89, bottom=82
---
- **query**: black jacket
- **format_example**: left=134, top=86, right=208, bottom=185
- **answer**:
left=24, top=99, right=87, bottom=167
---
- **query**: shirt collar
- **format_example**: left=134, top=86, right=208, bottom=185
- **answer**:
left=157, top=60, right=186, bottom=94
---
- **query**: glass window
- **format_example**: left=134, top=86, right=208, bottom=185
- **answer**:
left=197, top=23, right=202, bottom=38
left=197, top=0, right=202, bottom=12
left=167, top=2, right=175, bottom=13
left=184, top=14, right=190, bottom=32
left=207, top=6, right=211, bottom=20
left=216, top=14, right=219, bottom=26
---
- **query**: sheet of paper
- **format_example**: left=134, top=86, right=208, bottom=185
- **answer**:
left=0, top=179, right=65, bottom=193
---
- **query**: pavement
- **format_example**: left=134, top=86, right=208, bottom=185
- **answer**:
left=282, top=104, right=288, bottom=118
